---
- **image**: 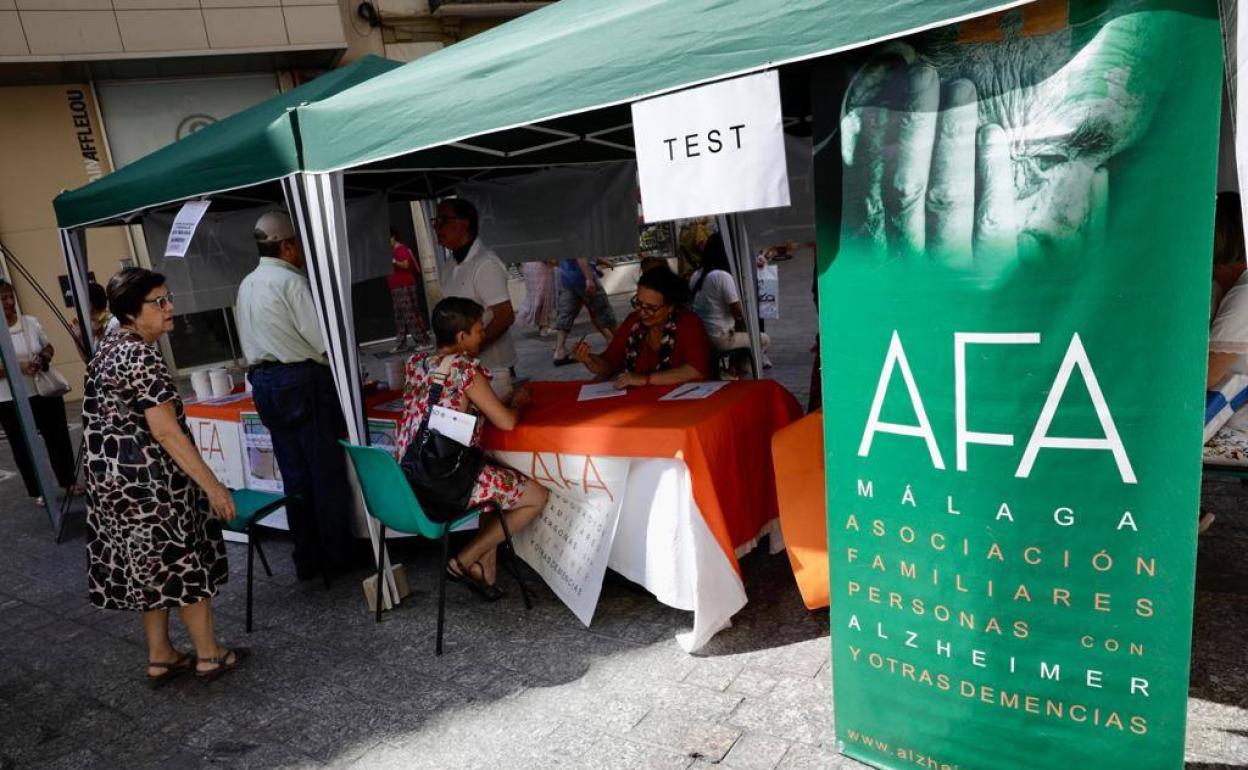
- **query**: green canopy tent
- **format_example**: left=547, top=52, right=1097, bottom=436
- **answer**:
left=272, top=0, right=1036, bottom=466
left=51, top=52, right=400, bottom=434
left=272, top=0, right=1036, bottom=623
left=39, top=55, right=400, bottom=539
left=54, top=54, right=401, bottom=231
left=48, top=0, right=1034, bottom=605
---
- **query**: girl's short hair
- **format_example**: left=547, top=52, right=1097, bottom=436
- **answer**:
left=431, top=296, right=484, bottom=347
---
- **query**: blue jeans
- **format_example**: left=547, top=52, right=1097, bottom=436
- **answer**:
left=249, top=362, right=354, bottom=573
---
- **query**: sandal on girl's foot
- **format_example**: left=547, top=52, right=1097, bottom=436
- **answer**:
left=147, top=650, right=194, bottom=689
left=446, top=557, right=467, bottom=583
left=462, top=562, right=505, bottom=603
left=195, top=647, right=248, bottom=683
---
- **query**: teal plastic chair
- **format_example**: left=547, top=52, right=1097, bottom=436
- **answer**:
left=221, top=489, right=297, bottom=632
left=340, top=441, right=531, bottom=655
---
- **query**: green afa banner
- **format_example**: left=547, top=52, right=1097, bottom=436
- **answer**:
left=813, top=0, right=1222, bottom=768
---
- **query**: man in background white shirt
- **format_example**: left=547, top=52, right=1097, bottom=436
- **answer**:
left=236, top=211, right=355, bottom=580
left=433, top=198, right=516, bottom=398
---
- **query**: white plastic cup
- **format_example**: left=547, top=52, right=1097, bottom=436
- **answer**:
left=385, top=359, right=405, bottom=391
left=208, top=368, right=235, bottom=398
left=190, top=370, right=213, bottom=401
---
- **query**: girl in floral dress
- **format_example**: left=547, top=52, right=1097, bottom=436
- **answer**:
left=396, top=297, right=548, bottom=599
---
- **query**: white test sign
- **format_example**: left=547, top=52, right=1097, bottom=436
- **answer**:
left=632, top=70, right=789, bottom=223
left=164, top=200, right=211, bottom=258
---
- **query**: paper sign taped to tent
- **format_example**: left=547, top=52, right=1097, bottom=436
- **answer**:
left=632, top=71, right=789, bottom=223
left=164, top=200, right=211, bottom=258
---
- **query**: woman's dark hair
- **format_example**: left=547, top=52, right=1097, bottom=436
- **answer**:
left=88, top=282, right=107, bottom=313
left=1214, top=192, right=1245, bottom=267
left=692, top=232, right=731, bottom=298
left=432, top=296, right=484, bottom=347
left=0, top=279, right=11, bottom=294
left=107, top=268, right=167, bottom=324
left=637, top=264, right=691, bottom=308
left=390, top=228, right=401, bottom=241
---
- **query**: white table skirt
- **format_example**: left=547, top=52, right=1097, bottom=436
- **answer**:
left=603, top=458, right=779, bottom=652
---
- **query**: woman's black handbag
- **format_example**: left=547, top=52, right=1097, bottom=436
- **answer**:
left=399, top=360, right=485, bottom=522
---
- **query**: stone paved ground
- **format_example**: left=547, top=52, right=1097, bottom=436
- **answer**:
left=1, top=253, right=1246, bottom=769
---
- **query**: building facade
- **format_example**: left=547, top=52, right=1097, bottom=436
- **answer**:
left=0, top=0, right=545, bottom=390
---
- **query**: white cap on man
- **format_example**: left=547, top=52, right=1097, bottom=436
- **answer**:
left=254, top=211, right=296, bottom=244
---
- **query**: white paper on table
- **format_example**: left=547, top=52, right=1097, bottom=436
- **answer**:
left=659, top=381, right=730, bottom=401
left=428, top=406, right=476, bottom=446
left=578, top=382, right=625, bottom=401
left=494, top=451, right=631, bottom=626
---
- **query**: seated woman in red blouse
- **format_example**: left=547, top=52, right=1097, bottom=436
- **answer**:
left=572, top=265, right=711, bottom=388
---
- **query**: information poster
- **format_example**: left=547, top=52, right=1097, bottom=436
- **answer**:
left=813, top=1, right=1221, bottom=768
left=240, top=411, right=283, bottom=493
left=494, top=451, right=630, bottom=625
left=368, top=418, right=399, bottom=459
left=186, top=417, right=245, bottom=489
left=164, top=200, right=210, bottom=258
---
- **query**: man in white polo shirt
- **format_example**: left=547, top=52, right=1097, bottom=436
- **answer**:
left=236, top=211, right=355, bottom=580
left=433, top=198, right=516, bottom=398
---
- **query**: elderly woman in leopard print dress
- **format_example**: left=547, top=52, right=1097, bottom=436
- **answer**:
left=84, top=268, right=246, bottom=686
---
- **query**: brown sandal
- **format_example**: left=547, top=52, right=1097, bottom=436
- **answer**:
left=194, top=647, right=249, bottom=683
left=146, top=651, right=194, bottom=689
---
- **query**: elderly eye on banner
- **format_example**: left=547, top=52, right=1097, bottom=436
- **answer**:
left=837, top=0, right=1173, bottom=283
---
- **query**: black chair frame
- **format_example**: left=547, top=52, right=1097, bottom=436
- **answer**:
left=373, top=500, right=532, bottom=655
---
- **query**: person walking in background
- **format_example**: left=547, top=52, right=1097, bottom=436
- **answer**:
left=676, top=217, right=712, bottom=278
left=84, top=268, right=245, bottom=685
left=1201, top=192, right=1248, bottom=533
left=236, top=211, right=356, bottom=581
left=0, top=279, right=79, bottom=505
left=433, top=198, right=518, bottom=399
left=552, top=257, right=617, bottom=366
left=388, top=229, right=430, bottom=353
left=517, top=260, right=557, bottom=337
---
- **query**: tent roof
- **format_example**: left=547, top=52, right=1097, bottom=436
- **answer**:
left=54, top=54, right=402, bottom=229
left=297, top=0, right=1034, bottom=175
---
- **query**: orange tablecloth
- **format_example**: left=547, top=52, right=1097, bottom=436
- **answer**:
left=184, top=393, right=256, bottom=422
left=484, top=380, right=802, bottom=572
left=184, top=390, right=406, bottom=424
left=771, top=410, right=828, bottom=609
left=184, top=382, right=803, bottom=577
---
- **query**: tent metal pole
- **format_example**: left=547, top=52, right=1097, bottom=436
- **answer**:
left=59, top=228, right=95, bottom=360
left=718, top=214, right=763, bottom=378
left=282, top=172, right=400, bottom=611
left=0, top=315, right=62, bottom=533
